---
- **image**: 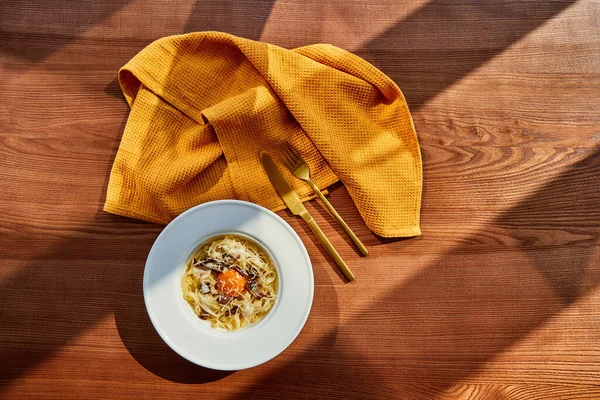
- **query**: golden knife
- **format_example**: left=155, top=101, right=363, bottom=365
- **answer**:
left=260, top=151, right=355, bottom=282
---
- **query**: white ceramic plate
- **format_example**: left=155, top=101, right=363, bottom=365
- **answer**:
left=143, top=200, right=314, bottom=370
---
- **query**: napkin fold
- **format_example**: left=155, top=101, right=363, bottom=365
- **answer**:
left=104, top=32, right=422, bottom=237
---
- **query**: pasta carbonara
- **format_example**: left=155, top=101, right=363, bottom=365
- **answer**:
left=181, top=235, right=278, bottom=331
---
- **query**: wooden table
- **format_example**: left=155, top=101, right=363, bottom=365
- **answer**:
left=1, top=0, right=599, bottom=398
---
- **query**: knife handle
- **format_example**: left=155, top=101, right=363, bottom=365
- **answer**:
left=304, top=216, right=355, bottom=282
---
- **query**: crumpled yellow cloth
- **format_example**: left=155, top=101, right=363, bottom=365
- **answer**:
left=104, top=32, right=422, bottom=237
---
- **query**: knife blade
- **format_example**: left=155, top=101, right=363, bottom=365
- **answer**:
left=260, top=151, right=308, bottom=217
left=260, top=151, right=355, bottom=282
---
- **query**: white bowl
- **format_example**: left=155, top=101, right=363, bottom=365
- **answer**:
left=143, top=200, right=314, bottom=370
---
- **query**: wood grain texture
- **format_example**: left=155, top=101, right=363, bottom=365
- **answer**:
left=1, top=0, right=599, bottom=399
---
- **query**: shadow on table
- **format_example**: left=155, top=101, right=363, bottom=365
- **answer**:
left=498, top=147, right=600, bottom=304
left=229, top=148, right=600, bottom=398
left=0, top=218, right=232, bottom=387
left=0, top=0, right=591, bottom=392
left=0, top=0, right=132, bottom=62
left=112, top=260, right=235, bottom=384
left=183, top=0, right=276, bottom=40
left=0, top=102, right=233, bottom=386
left=104, top=78, right=129, bottom=105
left=356, top=0, right=577, bottom=111
left=0, top=109, right=596, bottom=397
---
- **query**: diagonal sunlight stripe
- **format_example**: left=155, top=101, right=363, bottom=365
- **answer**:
left=186, top=0, right=277, bottom=40
left=259, top=0, right=427, bottom=49
left=0, top=0, right=592, bottom=391
left=233, top=148, right=600, bottom=397
left=357, top=0, right=581, bottom=111
left=0, top=234, right=158, bottom=388
left=0, top=314, right=114, bottom=394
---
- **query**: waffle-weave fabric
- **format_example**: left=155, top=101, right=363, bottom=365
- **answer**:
left=104, top=32, right=422, bottom=237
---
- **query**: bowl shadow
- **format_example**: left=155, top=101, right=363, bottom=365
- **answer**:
left=113, top=261, right=236, bottom=384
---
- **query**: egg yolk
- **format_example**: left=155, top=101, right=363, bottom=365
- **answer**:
left=216, top=269, right=246, bottom=297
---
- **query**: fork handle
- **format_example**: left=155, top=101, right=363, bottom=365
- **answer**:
left=307, top=180, right=369, bottom=257
left=303, top=215, right=355, bottom=282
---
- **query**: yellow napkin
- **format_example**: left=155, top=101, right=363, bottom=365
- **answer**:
left=104, top=32, right=422, bottom=237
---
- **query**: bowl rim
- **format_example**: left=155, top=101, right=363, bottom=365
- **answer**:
left=143, top=199, right=314, bottom=370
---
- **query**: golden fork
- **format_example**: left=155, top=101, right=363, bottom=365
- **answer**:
left=281, top=145, right=369, bottom=256
left=261, top=151, right=355, bottom=282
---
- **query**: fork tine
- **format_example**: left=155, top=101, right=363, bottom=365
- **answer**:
left=282, top=144, right=299, bottom=168
left=286, top=143, right=303, bottom=166
left=285, top=146, right=300, bottom=170
left=289, top=145, right=303, bottom=163
left=281, top=151, right=293, bottom=170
